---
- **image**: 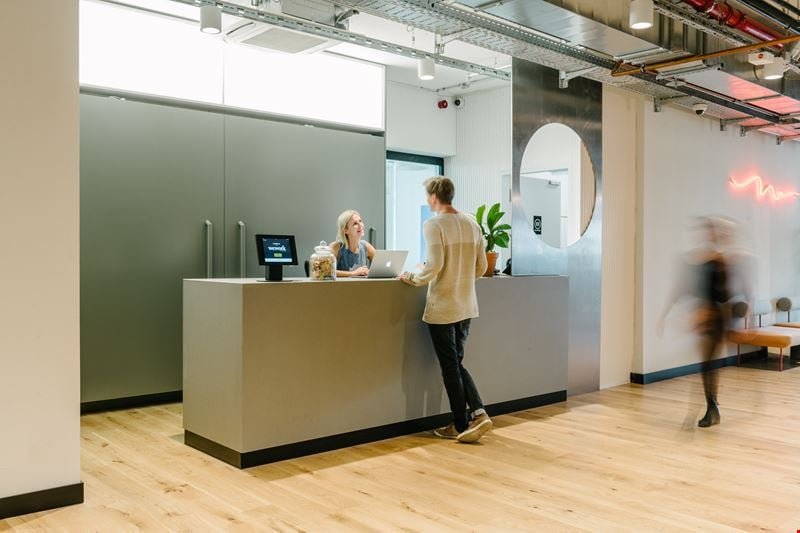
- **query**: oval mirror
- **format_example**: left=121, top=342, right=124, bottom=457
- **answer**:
left=519, top=123, right=596, bottom=248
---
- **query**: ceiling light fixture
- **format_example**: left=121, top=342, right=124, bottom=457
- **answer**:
left=763, top=57, right=785, bottom=80
left=200, top=5, right=222, bottom=34
left=418, top=57, right=435, bottom=81
left=629, top=0, right=654, bottom=30
left=410, top=29, right=435, bottom=81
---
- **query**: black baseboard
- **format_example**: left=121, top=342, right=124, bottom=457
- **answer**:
left=630, top=349, right=766, bottom=385
left=186, top=390, right=567, bottom=469
left=81, top=390, right=182, bottom=414
left=0, top=482, right=83, bottom=520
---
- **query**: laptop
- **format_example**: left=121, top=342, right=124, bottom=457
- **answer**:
left=367, top=250, right=409, bottom=278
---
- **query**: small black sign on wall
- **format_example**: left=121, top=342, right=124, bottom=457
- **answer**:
left=533, top=216, right=542, bottom=235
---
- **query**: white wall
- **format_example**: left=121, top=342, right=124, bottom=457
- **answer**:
left=385, top=82, right=457, bottom=157
left=600, top=86, right=638, bottom=387
left=447, top=85, right=512, bottom=265
left=0, top=0, right=81, bottom=499
left=638, top=102, right=800, bottom=373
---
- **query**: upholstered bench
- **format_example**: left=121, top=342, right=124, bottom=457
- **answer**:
left=728, top=300, right=800, bottom=372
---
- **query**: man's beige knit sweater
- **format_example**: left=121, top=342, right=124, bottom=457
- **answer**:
left=409, top=213, right=488, bottom=324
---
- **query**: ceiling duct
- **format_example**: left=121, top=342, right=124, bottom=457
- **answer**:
left=223, top=0, right=339, bottom=53
left=678, top=0, right=785, bottom=43
left=172, top=0, right=800, bottom=140
left=734, top=0, right=800, bottom=34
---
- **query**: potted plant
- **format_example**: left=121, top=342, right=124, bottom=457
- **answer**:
left=476, top=203, right=510, bottom=277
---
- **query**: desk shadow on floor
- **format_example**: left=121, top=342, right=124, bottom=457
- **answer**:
left=242, top=403, right=571, bottom=482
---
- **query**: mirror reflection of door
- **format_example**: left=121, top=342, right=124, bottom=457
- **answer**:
left=385, top=152, right=444, bottom=271
left=519, top=123, right=596, bottom=248
left=520, top=169, right=567, bottom=247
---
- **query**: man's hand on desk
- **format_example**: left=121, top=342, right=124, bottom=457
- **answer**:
left=398, top=272, right=415, bottom=286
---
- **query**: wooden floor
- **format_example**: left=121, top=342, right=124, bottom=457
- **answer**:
left=3, top=366, right=800, bottom=532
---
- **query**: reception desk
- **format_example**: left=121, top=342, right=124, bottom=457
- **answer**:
left=183, top=275, right=568, bottom=467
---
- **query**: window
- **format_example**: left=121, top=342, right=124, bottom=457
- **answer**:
left=80, top=0, right=384, bottom=130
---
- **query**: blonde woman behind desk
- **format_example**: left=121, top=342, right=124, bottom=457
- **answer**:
left=330, top=210, right=376, bottom=278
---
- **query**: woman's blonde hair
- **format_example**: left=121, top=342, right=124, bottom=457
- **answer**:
left=336, top=209, right=360, bottom=246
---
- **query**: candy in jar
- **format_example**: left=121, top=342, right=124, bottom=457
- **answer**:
left=309, top=241, right=336, bottom=280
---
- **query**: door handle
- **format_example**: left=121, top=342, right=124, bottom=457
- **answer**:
left=205, top=220, right=213, bottom=278
left=369, top=227, right=376, bottom=246
left=238, top=221, right=246, bottom=278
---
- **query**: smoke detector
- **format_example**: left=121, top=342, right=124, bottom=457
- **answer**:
left=748, top=51, right=775, bottom=66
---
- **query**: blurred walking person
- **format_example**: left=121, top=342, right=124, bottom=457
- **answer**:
left=659, top=217, right=733, bottom=428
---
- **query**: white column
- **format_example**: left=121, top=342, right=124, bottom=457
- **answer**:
left=0, top=0, right=81, bottom=501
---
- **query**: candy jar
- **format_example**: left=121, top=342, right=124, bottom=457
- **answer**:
left=309, top=241, right=336, bottom=280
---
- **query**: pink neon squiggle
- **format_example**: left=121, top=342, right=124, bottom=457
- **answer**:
left=729, top=176, right=800, bottom=201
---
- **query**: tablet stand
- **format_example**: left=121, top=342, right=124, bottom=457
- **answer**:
left=266, top=265, right=284, bottom=282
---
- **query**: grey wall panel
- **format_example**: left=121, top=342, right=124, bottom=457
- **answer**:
left=81, top=95, right=387, bottom=403
left=80, top=94, right=225, bottom=403
left=223, top=117, right=386, bottom=278
left=510, top=59, right=603, bottom=396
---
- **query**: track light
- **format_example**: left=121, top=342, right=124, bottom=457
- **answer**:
left=763, top=57, right=785, bottom=80
left=629, top=0, right=654, bottom=30
left=418, top=57, right=435, bottom=81
left=200, top=5, right=222, bottom=34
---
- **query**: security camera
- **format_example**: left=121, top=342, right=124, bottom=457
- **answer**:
left=453, top=96, right=465, bottom=109
left=692, top=103, right=708, bottom=116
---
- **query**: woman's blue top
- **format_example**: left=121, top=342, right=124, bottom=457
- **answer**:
left=337, top=240, right=368, bottom=271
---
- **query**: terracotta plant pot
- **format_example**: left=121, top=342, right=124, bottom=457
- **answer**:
left=484, top=250, right=499, bottom=277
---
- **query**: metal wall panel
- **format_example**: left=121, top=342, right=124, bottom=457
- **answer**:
left=511, top=59, right=603, bottom=395
left=223, top=117, right=386, bottom=278
left=80, top=95, right=225, bottom=403
left=81, top=96, right=386, bottom=403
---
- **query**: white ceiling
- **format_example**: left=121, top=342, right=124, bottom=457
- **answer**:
left=102, top=0, right=511, bottom=95
left=331, top=13, right=510, bottom=93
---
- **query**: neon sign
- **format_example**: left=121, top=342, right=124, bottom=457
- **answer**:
left=729, top=175, right=800, bottom=201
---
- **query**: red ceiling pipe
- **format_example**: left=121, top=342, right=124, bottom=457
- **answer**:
left=679, top=0, right=785, bottom=44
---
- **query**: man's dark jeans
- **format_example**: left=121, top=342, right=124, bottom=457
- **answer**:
left=428, top=319, right=484, bottom=433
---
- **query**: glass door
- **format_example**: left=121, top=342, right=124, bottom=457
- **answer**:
left=385, top=151, right=444, bottom=271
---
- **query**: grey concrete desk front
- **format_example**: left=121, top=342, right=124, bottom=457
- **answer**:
left=183, top=276, right=568, bottom=467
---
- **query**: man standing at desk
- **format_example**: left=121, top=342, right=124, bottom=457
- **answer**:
left=400, top=177, right=492, bottom=443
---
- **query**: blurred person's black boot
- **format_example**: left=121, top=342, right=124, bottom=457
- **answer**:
left=698, top=396, right=720, bottom=428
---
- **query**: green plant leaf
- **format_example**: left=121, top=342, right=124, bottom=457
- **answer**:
left=494, top=233, right=510, bottom=248
left=487, top=203, right=500, bottom=225
left=475, top=204, right=486, bottom=228
left=494, top=223, right=511, bottom=232
left=487, top=211, right=505, bottom=229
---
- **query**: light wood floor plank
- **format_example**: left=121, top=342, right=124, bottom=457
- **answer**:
left=3, top=366, right=800, bottom=531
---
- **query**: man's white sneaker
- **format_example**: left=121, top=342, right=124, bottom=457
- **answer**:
left=457, top=416, right=492, bottom=443
left=433, top=423, right=459, bottom=439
